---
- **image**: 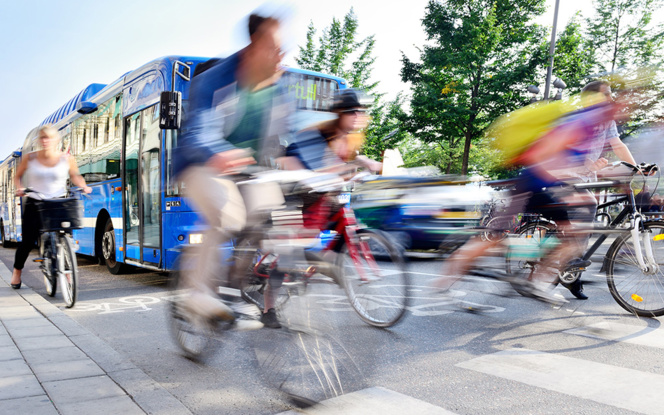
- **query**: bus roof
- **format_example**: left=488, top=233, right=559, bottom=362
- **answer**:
left=41, top=83, right=107, bottom=127
left=36, top=57, right=347, bottom=130
left=282, top=66, right=347, bottom=86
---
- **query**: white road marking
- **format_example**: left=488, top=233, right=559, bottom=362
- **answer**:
left=566, top=322, right=664, bottom=349
left=277, top=386, right=455, bottom=415
left=457, top=348, right=664, bottom=415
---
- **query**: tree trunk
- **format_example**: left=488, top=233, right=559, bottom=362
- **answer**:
left=461, top=130, right=472, bottom=175
left=611, top=15, right=621, bottom=73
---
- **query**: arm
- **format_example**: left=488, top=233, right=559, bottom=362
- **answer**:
left=355, top=155, right=383, bottom=173
left=608, top=136, right=636, bottom=165
left=68, top=156, right=92, bottom=193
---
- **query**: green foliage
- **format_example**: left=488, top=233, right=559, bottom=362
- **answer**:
left=294, top=8, right=406, bottom=160
left=401, top=0, right=547, bottom=175
left=548, top=15, right=597, bottom=93
left=586, top=0, right=664, bottom=72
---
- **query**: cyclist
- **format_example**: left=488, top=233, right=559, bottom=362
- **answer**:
left=560, top=80, right=638, bottom=299
left=432, top=91, right=626, bottom=302
left=10, top=125, right=91, bottom=289
left=172, top=13, right=292, bottom=329
left=282, top=88, right=381, bottom=173
left=255, top=89, right=382, bottom=328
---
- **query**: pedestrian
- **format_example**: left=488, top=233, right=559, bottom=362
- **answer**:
left=10, top=125, right=92, bottom=289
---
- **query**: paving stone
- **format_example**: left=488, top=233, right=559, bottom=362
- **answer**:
left=0, top=359, right=32, bottom=377
left=7, top=325, right=62, bottom=339
left=0, top=395, right=58, bottom=415
left=48, top=315, right=89, bottom=337
left=2, top=317, right=52, bottom=331
left=108, top=368, right=193, bottom=415
left=0, top=306, right=42, bottom=320
left=0, top=333, right=14, bottom=347
left=22, top=346, right=88, bottom=366
left=32, top=359, right=104, bottom=382
left=14, top=334, right=74, bottom=351
left=42, top=375, right=125, bottom=405
left=0, top=345, right=23, bottom=362
left=0, top=374, right=43, bottom=400
left=69, top=333, right=136, bottom=372
left=56, top=395, right=145, bottom=415
left=0, top=296, right=25, bottom=307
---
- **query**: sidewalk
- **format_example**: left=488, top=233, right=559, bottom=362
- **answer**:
left=0, top=263, right=192, bottom=415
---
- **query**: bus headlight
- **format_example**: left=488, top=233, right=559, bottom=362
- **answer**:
left=188, top=233, right=204, bottom=244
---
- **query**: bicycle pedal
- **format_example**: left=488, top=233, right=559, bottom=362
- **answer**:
left=33, top=258, right=46, bottom=263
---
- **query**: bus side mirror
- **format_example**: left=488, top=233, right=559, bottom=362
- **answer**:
left=159, top=91, right=181, bottom=129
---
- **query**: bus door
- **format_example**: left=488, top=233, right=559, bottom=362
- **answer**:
left=123, top=105, right=162, bottom=267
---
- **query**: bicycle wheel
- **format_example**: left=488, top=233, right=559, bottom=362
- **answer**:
left=254, top=325, right=366, bottom=407
left=41, top=234, right=57, bottom=297
left=166, top=250, right=217, bottom=360
left=606, top=222, right=664, bottom=317
left=58, top=235, right=78, bottom=308
left=505, top=221, right=558, bottom=294
left=337, top=230, right=409, bottom=328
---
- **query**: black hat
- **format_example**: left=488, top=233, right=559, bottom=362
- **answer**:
left=332, top=89, right=372, bottom=111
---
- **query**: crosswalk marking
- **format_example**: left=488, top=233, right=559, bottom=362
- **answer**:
left=566, top=322, right=664, bottom=349
left=456, top=348, right=664, bottom=415
left=277, top=387, right=455, bottom=415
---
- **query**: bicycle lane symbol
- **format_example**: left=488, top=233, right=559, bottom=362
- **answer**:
left=72, top=296, right=162, bottom=314
left=305, top=286, right=505, bottom=317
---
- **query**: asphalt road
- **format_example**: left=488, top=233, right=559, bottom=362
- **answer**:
left=2, top=238, right=662, bottom=415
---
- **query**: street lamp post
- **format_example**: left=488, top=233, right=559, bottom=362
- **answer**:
left=543, top=0, right=561, bottom=100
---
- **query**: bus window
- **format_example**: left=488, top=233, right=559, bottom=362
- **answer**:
left=125, top=112, right=141, bottom=245
left=165, top=129, right=182, bottom=196
left=141, top=104, right=160, bottom=248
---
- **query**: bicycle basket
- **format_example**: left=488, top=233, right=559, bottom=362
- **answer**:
left=34, top=198, right=83, bottom=231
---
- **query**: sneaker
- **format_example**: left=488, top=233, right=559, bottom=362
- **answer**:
left=261, top=308, right=282, bottom=329
left=230, top=300, right=264, bottom=331
left=527, top=281, right=568, bottom=305
left=183, top=291, right=234, bottom=321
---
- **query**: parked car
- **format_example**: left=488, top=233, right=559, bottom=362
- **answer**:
left=351, top=175, right=491, bottom=250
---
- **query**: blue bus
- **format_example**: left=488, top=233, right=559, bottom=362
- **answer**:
left=0, top=150, right=23, bottom=246
left=16, top=56, right=347, bottom=274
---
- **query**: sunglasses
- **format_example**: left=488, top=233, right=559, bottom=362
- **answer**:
left=340, top=109, right=367, bottom=115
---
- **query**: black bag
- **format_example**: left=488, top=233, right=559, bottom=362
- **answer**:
left=34, top=198, right=83, bottom=231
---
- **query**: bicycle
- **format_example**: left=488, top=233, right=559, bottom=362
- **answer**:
left=506, top=161, right=664, bottom=317
left=237, top=171, right=409, bottom=328
left=26, top=188, right=84, bottom=308
left=167, top=169, right=371, bottom=405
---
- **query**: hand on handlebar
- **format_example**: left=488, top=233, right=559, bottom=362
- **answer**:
left=588, top=157, right=609, bottom=172
left=16, top=188, right=26, bottom=197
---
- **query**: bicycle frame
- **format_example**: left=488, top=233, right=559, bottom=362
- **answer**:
left=578, top=180, right=657, bottom=274
left=320, top=206, right=380, bottom=283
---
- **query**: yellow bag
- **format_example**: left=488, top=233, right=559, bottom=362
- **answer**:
left=488, top=93, right=606, bottom=165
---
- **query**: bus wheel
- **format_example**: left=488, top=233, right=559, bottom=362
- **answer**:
left=102, top=218, right=125, bottom=274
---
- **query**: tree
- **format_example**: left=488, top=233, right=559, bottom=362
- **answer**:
left=547, top=15, right=597, bottom=93
left=401, top=0, right=547, bottom=175
left=295, top=8, right=407, bottom=159
left=586, top=0, right=664, bottom=73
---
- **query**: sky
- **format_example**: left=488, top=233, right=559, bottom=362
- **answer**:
left=0, top=0, right=605, bottom=157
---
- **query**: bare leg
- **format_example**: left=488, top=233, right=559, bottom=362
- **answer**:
left=432, top=237, right=503, bottom=291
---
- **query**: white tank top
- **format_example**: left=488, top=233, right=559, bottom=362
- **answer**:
left=24, top=155, right=70, bottom=200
